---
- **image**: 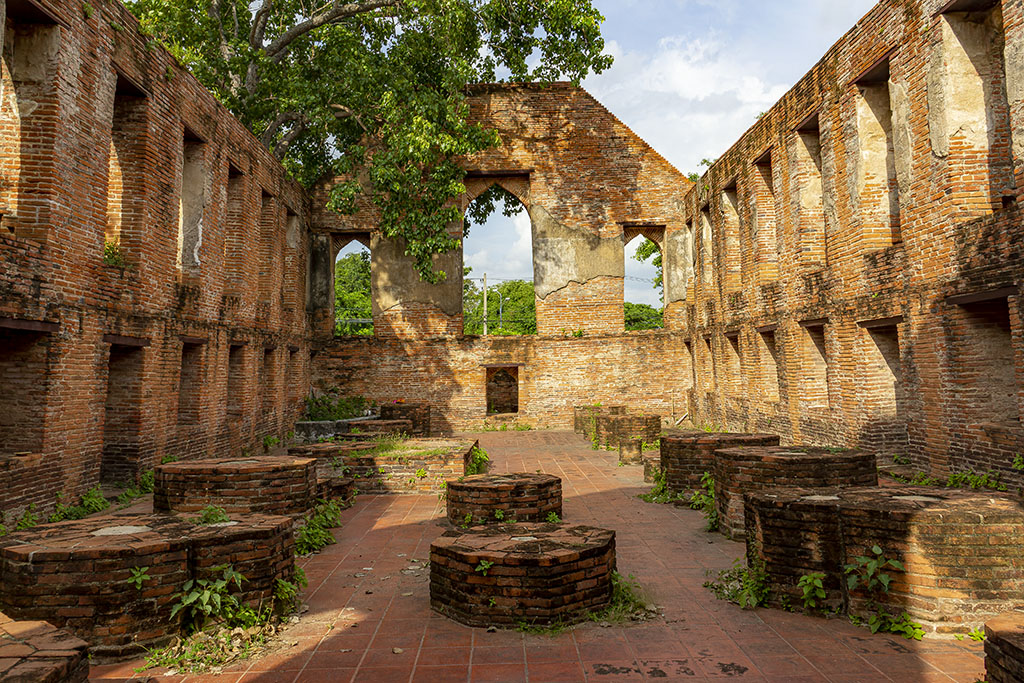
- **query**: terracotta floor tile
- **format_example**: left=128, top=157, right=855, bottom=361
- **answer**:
left=471, top=645, right=526, bottom=665
left=352, top=666, right=413, bottom=683
left=580, top=660, right=644, bottom=681
left=411, top=664, right=470, bottom=682
left=417, top=646, right=472, bottom=667
left=525, top=660, right=586, bottom=681
left=469, top=662, right=528, bottom=682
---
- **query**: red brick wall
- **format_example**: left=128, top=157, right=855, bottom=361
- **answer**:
left=0, top=0, right=312, bottom=521
left=314, top=333, right=694, bottom=432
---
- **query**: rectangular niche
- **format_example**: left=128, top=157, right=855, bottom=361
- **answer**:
left=800, top=321, right=830, bottom=408
left=699, top=206, right=713, bottom=289
left=859, top=320, right=908, bottom=450
left=224, top=164, right=246, bottom=290
left=1, top=3, right=61, bottom=240
left=933, top=0, right=1013, bottom=214
left=177, top=341, right=204, bottom=425
left=954, top=297, right=1017, bottom=428
left=702, top=335, right=716, bottom=391
left=720, top=185, right=741, bottom=294
left=752, top=151, right=778, bottom=282
left=855, top=58, right=901, bottom=249
left=105, top=74, right=147, bottom=261
left=178, top=129, right=207, bottom=271
left=486, top=366, right=520, bottom=415
left=102, top=344, right=145, bottom=482
left=258, top=191, right=278, bottom=303
left=0, top=328, right=50, bottom=458
left=793, top=115, right=827, bottom=266
left=724, top=332, right=742, bottom=396
left=261, top=347, right=278, bottom=415
left=758, top=328, right=781, bottom=402
left=227, top=343, right=246, bottom=416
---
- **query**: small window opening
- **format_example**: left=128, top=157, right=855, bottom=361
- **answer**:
left=956, top=298, right=1017, bottom=428
left=699, top=206, right=713, bottom=289
left=486, top=367, right=520, bottom=415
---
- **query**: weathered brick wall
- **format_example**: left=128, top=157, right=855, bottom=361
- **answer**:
left=315, top=334, right=693, bottom=432
left=672, top=0, right=1024, bottom=480
left=379, top=403, right=431, bottom=436
left=0, top=0, right=312, bottom=520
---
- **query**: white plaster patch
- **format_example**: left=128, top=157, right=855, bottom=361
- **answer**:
left=91, top=525, right=152, bottom=536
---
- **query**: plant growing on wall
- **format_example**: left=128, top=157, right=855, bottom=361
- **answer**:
left=124, top=0, right=613, bottom=282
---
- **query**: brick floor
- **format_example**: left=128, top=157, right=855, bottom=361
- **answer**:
left=89, top=431, right=987, bottom=682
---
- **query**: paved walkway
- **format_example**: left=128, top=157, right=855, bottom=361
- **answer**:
left=90, top=431, right=986, bottom=682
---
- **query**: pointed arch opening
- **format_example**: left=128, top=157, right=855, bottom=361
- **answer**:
left=461, top=181, right=536, bottom=336
left=333, top=235, right=372, bottom=337
left=624, top=225, right=664, bottom=331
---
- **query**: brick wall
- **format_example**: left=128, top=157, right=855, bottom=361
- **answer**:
left=314, top=334, right=693, bottom=432
left=0, top=0, right=312, bottom=520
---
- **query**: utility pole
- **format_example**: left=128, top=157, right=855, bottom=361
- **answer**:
left=482, top=273, right=488, bottom=336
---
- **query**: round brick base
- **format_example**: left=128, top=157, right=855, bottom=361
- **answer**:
left=985, top=613, right=1024, bottom=683
left=0, top=513, right=295, bottom=658
left=714, top=446, right=877, bottom=540
left=430, top=523, right=615, bottom=628
left=746, top=486, right=1024, bottom=634
left=154, top=456, right=317, bottom=516
left=660, top=433, right=780, bottom=494
left=446, top=473, right=562, bottom=525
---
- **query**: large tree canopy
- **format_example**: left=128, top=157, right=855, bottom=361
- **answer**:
left=125, top=0, right=612, bottom=281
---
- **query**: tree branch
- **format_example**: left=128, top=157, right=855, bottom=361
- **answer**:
left=264, top=0, right=402, bottom=63
left=260, top=111, right=306, bottom=148
left=273, top=118, right=309, bottom=159
left=249, top=0, right=273, bottom=50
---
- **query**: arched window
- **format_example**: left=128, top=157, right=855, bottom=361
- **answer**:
left=334, top=238, right=372, bottom=336
left=462, top=184, right=536, bottom=336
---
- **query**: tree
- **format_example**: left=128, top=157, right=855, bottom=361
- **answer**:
left=632, top=238, right=663, bottom=296
left=125, top=0, right=612, bottom=282
left=334, top=250, right=372, bottom=335
left=463, top=273, right=535, bottom=335
left=624, top=302, right=662, bottom=331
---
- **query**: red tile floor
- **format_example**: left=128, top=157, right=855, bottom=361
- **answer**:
left=90, top=431, right=987, bottom=682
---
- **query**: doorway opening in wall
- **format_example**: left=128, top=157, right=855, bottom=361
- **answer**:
left=462, top=183, right=536, bottom=336
left=334, top=237, right=372, bottom=337
left=624, top=226, right=664, bottom=331
left=486, top=366, right=520, bottom=415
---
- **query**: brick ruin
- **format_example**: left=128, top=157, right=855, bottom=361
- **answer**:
left=311, top=0, right=1024, bottom=494
left=1, top=0, right=1024, bottom=675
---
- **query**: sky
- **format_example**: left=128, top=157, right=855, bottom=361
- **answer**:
left=345, top=0, right=880, bottom=307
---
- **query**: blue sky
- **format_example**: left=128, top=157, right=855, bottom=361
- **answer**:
left=346, top=0, right=880, bottom=306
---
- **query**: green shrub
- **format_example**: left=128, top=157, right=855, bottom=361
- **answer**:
left=304, top=392, right=369, bottom=421
left=196, top=505, right=230, bottom=525
left=465, top=446, right=489, bottom=476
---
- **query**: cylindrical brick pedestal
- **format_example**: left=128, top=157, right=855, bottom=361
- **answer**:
left=745, top=486, right=1024, bottom=634
left=430, top=523, right=615, bottom=627
left=154, top=456, right=317, bottom=515
left=715, top=446, right=877, bottom=540
left=660, top=433, right=780, bottom=494
left=446, top=473, right=561, bottom=525
left=0, top=513, right=295, bottom=658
